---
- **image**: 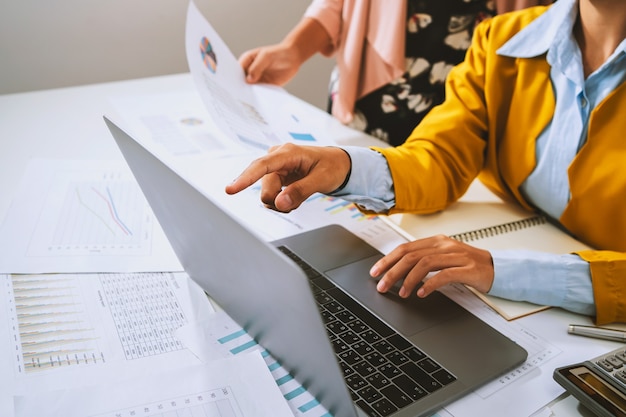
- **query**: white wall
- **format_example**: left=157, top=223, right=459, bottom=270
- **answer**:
left=0, top=0, right=334, bottom=109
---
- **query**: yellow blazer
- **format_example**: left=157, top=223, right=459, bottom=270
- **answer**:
left=373, top=7, right=626, bottom=325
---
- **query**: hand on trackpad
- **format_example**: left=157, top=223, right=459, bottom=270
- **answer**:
left=325, top=257, right=461, bottom=336
left=380, top=279, right=423, bottom=300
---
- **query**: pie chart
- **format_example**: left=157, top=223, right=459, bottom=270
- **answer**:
left=200, top=37, right=217, bottom=73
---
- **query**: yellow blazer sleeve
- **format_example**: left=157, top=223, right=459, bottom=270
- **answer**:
left=371, top=16, right=492, bottom=215
left=576, top=251, right=626, bottom=325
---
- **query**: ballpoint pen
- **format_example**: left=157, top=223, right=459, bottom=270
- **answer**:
left=568, top=324, right=626, bottom=343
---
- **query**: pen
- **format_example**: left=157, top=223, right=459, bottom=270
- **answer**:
left=568, top=324, right=626, bottom=343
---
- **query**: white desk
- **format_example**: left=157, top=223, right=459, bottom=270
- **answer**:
left=0, top=73, right=620, bottom=417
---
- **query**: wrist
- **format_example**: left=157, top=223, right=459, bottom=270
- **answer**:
left=328, top=147, right=352, bottom=194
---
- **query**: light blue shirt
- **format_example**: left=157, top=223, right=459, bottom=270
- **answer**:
left=332, top=0, right=626, bottom=316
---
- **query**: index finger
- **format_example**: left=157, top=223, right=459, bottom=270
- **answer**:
left=224, top=157, right=271, bottom=195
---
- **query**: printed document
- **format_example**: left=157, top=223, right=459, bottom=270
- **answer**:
left=0, top=159, right=183, bottom=273
left=0, top=271, right=216, bottom=417
left=14, top=351, right=292, bottom=417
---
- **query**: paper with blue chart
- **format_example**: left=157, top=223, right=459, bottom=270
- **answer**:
left=186, top=0, right=333, bottom=152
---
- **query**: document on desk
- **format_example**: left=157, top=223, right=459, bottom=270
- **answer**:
left=107, top=91, right=406, bottom=256
left=13, top=350, right=292, bottom=417
left=176, top=310, right=331, bottom=417
left=221, top=185, right=407, bottom=255
left=185, top=0, right=334, bottom=153
left=0, top=271, right=216, bottom=417
left=110, top=90, right=258, bottom=161
left=0, top=159, right=183, bottom=273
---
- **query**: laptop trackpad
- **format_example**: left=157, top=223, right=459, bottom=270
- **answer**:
left=325, top=255, right=463, bottom=337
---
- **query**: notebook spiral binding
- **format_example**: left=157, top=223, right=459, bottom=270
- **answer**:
left=450, top=215, right=546, bottom=243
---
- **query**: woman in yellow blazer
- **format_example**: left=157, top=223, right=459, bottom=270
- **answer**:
left=227, top=0, right=626, bottom=325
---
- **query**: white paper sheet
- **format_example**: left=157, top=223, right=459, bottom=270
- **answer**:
left=0, top=159, right=183, bottom=273
left=110, top=90, right=256, bottom=160
left=14, top=351, right=292, bottom=417
left=176, top=311, right=328, bottom=417
left=185, top=1, right=334, bottom=152
left=0, top=272, right=215, bottom=417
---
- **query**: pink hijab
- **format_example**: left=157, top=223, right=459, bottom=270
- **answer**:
left=305, top=0, right=406, bottom=123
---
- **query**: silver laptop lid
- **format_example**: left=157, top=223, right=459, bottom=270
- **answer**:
left=104, top=116, right=358, bottom=417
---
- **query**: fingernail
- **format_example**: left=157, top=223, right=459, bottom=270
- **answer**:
left=370, top=264, right=379, bottom=276
left=417, top=288, right=425, bottom=298
left=399, top=287, right=407, bottom=298
left=276, top=193, right=293, bottom=211
left=376, top=280, right=386, bottom=292
left=282, top=194, right=293, bottom=208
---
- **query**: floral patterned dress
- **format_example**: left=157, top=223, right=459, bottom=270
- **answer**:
left=328, top=0, right=496, bottom=146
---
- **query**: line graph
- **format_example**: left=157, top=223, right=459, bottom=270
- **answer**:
left=26, top=169, right=157, bottom=258
left=51, top=179, right=145, bottom=251
left=1, top=160, right=182, bottom=272
left=78, top=185, right=133, bottom=237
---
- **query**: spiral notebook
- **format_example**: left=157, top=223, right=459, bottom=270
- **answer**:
left=381, top=183, right=593, bottom=320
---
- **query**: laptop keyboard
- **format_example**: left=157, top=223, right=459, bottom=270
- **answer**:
left=278, top=246, right=457, bottom=417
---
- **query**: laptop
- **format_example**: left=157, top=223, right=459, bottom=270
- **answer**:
left=104, top=116, right=527, bottom=417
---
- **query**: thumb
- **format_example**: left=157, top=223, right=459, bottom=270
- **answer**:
left=238, top=49, right=260, bottom=83
left=273, top=189, right=297, bottom=212
left=272, top=173, right=328, bottom=212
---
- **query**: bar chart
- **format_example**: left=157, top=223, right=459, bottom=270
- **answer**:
left=6, top=274, right=105, bottom=373
left=5, top=272, right=191, bottom=374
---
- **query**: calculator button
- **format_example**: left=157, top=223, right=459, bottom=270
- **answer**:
left=596, top=359, right=614, bottom=372
left=606, top=355, right=624, bottom=369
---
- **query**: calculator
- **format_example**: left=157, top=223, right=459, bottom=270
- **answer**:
left=553, top=345, right=626, bottom=417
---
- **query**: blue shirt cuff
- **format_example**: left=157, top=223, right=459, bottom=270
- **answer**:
left=489, top=250, right=595, bottom=316
left=329, top=146, right=395, bottom=213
